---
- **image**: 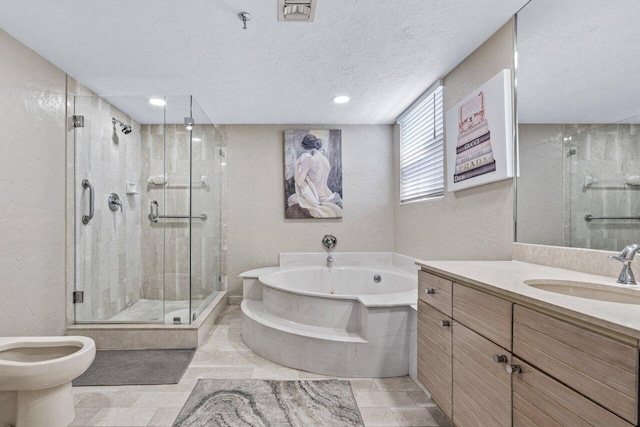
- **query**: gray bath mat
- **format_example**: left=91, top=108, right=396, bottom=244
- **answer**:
left=73, top=349, right=195, bottom=386
left=173, top=379, right=364, bottom=427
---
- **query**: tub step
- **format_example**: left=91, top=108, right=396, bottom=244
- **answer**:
left=242, top=301, right=367, bottom=343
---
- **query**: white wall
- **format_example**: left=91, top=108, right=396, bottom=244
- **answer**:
left=0, top=30, right=67, bottom=336
left=226, top=125, right=394, bottom=295
left=393, top=20, right=515, bottom=261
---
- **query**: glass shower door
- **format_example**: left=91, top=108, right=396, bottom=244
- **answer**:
left=73, top=94, right=166, bottom=323
left=190, top=98, right=223, bottom=320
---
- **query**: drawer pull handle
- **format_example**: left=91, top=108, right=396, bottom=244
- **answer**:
left=492, top=354, right=508, bottom=363
left=439, top=320, right=450, bottom=327
left=506, top=364, right=522, bottom=374
left=425, top=288, right=436, bottom=294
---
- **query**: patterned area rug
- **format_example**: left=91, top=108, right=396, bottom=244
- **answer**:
left=73, top=349, right=195, bottom=386
left=173, top=379, right=364, bottom=427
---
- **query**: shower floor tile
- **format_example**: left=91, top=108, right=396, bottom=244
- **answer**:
left=73, top=304, right=450, bottom=427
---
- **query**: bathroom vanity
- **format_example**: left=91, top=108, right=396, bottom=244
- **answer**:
left=416, top=260, right=640, bottom=427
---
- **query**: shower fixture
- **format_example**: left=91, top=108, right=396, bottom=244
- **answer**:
left=112, top=118, right=132, bottom=134
left=238, top=12, right=251, bottom=29
left=184, top=117, right=195, bottom=130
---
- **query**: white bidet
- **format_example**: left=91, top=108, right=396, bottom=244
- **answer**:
left=0, top=336, right=96, bottom=427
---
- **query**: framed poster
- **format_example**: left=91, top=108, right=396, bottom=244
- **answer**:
left=445, top=69, right=513, bottom=192
left=284, top=129, right=343, bottom=218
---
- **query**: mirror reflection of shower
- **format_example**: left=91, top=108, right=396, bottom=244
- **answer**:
left=112, top=117, right=132, bottom=134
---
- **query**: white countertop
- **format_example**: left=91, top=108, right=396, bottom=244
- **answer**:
left=416, top=260, right=640, bottom=342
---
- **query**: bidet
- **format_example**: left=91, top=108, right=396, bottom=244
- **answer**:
left=0, top=336, right=96, bottom=427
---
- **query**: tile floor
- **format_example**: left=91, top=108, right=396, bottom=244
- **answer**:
left=72, top=305, right=450, bottom=427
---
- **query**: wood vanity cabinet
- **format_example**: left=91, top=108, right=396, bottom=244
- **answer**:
left=417, top=266, right=640, bottom=427
left=417, top=273, right=513, bottom=426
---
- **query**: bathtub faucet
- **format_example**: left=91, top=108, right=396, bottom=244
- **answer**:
left=327, top=255, right=334, bottom=268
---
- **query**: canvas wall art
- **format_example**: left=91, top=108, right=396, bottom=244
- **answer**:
left=445, top=69, right=513, bottom=192
left=284, top=129, right=343, bottom=218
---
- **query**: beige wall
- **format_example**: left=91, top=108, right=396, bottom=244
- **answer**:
left=393, top=20, right=515, bottom=261
left=0, top=30, right=67, bottom=335
left=226, top=124, right=395, bottom=295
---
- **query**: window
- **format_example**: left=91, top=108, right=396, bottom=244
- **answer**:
left=397, top=83, right=444, bottom=203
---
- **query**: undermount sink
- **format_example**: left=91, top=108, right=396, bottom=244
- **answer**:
left=524, top=279, right=640, bottom=304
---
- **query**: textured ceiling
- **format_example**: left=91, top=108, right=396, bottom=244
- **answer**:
left=0, top=0, right=525, bottom=124
left=518, top=0, right=640, bottom=124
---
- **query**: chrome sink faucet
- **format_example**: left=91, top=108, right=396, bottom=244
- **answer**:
left=609, top=243, right=640, bottom=285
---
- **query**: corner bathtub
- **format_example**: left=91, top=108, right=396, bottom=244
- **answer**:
left=240, top=266, right=417, bottom=377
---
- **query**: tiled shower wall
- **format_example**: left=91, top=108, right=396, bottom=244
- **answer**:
left=518, top=123, right=640, bottom=252
left=70, top=79, right=143, bottom=321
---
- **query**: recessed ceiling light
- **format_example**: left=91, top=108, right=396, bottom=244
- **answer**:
left=149, top=98, right=166, bottom=106
left=192, top=138, right=202, bottom=142
left=333, top=95, right=350, bottom=104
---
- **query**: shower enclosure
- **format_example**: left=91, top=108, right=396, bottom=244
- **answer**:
left=73, top=94, right=224, bottom=324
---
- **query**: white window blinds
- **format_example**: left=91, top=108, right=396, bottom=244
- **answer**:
left=398, top=85, right=444, bottom=203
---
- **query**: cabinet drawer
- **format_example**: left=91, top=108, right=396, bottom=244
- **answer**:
left=418, top=270, right=452, bottom=316
left=453, top=283, right=512, bottom=350
left=512, top=357, right=632, bottom=427
left=513, top=305, right=639, bottom=424
left=417, top=300, right=452, bottom=418
left=453, top=323, right=511, bottom=427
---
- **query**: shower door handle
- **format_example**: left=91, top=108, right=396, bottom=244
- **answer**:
left=81, top=179, right=94, bottom=225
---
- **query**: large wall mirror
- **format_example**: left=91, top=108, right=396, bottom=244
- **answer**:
left=515, top=0, right=640, bottom=251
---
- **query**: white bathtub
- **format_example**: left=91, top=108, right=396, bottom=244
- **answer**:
left=241, top=265, right=417, bottom=377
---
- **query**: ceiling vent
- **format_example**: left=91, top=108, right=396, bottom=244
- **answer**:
left=278, top=0, right=317, bottom=22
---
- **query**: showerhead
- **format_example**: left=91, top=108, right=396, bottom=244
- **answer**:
left=112, top=118, right=132, bottom=135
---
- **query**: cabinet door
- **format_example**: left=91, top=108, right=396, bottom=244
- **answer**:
left=453, top=323, right=511, bottom=427
left=417, top=300, right=452, bottom=418
left=513, top=305, right=639, bottom=424
left=512, top=357, right=632, bottom=427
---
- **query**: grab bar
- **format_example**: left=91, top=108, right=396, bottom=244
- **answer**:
left=81, top=179, right=94, bottom=225
left=148, top=200, right=207, bottom=222
left=158, top=214, right=208, bottom=220
left=585, top=214, right=640, bottom=222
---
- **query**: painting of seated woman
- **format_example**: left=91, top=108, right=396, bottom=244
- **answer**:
left=284, top=129, right=343, bottom=219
